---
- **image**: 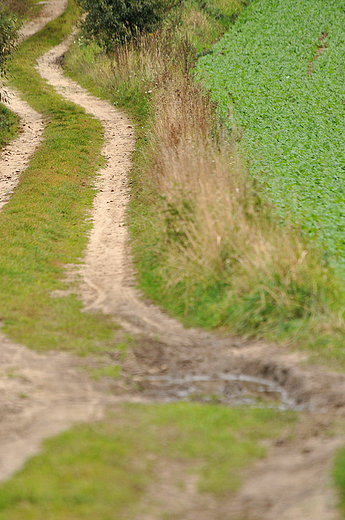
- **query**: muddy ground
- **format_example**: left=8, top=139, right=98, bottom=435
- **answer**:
left=0, top=1, right=345, bottom=518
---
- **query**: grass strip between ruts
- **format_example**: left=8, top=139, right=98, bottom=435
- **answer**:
left=0, top=0, right=119, bottom=355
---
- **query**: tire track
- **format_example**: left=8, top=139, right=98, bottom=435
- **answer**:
left=0, top=0, right=68, bottom=210
left=36, top=35, right=345, bottom=417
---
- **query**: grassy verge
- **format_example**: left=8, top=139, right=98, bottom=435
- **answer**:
left=0, top=403, right=297, bottom=518
left=64, top=0, right=345, bottom=367
left=334, top=445, right=345, bottom=517
left=0, top=0, right=122, bottom=356
left=0, top=0, right=42, bottom=148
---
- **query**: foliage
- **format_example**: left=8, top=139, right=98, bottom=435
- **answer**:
left=198, top=0, right=345, bottom=274
left=64, top=0, right=345, bottom=366
left=76, top=0, right=182, bottom=49
left=0, top=6, right=19, bottom=76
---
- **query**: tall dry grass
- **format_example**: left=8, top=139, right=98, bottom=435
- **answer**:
left=99, top=26, right=344, bottom=336
left=148, top=70, right=339, bottom=327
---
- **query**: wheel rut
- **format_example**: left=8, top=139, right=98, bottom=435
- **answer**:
left=0, top=1, right=345, bottom=518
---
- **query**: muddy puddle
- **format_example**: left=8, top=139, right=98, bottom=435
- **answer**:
left=135, top=373, right=297, bottom=410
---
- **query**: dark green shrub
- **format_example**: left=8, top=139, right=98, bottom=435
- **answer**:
left=0, top=7, right=19, bottom=75
left=76, top=0, right=182, bottom=50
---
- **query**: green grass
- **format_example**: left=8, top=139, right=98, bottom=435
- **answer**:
left=198, top=0, right=345, bottom=274
left=0, top=0, right=38, bottom=147
left=6, top=0, right=42, bottom=22
left=0, top=403, right=298, bottom=518
left=334, top=446, right=345, bottom=516
left=0, top=103, right=19, bottom=148
left=0, top=0, right=122, bottom=355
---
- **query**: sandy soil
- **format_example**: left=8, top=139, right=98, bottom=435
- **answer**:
left=1, top=0, right=345, bottom=517
left=0, top=331, right=106, bottom=483
left=134, top=415, right=343, bottom=520
left=0, top=0, right=68, bottom=209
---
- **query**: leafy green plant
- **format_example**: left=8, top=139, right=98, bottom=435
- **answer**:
left=76, top=0, right=182, bottom=49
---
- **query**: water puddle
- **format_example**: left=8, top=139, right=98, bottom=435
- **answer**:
left=142, top=373, right=296, bottom=410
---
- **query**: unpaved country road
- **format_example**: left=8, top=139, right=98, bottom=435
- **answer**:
left=19, top=0, right=68, bottom=43
left=1, top=1, right=345, bottom=518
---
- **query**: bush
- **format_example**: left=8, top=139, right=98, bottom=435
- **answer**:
left=76, top=0, right=182, bottom=50
left=0, top=7, right=19, bottom=76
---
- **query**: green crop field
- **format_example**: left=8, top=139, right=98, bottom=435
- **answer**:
left=198, top=0, right=345, bottom=272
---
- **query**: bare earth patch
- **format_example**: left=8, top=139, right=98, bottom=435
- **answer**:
left=0, top=1, right=345, bottom=518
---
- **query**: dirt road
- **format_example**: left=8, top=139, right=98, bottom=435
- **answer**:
left=1, top=1, right=345, bottom=518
